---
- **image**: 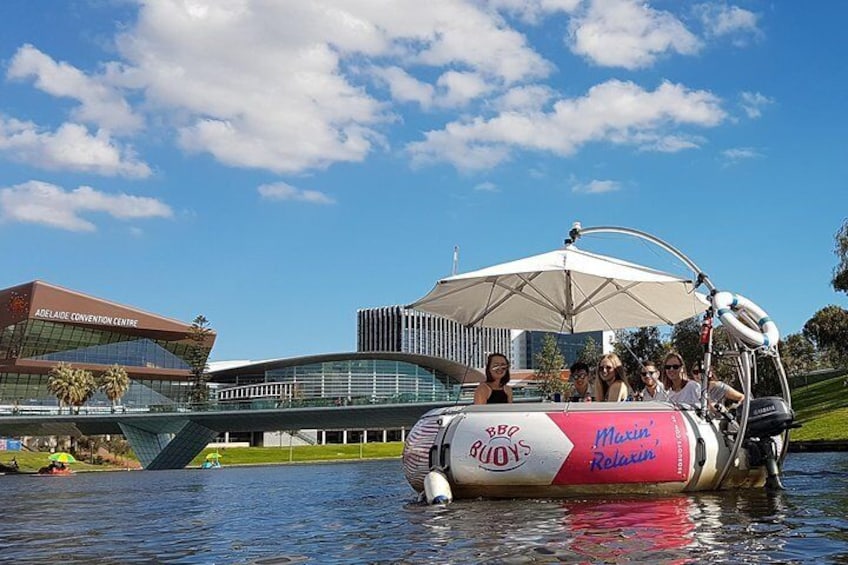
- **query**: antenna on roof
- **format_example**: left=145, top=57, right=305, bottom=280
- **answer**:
left=452, top=245, right=459, bottom=275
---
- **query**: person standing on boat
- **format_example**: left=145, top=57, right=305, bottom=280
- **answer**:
left=567, top=361, right=593, bottom=401
left=594, top=353, right=631, bottom=402
left=663, top=352, right=701, bottom=406
left=474, top=353, right=514, bottom=404
left=639, top=361, right=668, bottom=401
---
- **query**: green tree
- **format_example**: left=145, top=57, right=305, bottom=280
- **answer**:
left=47, top=362, right=75, bottom=414
left=832, top=218, right=848, bottom=294
left=779, top=333, right=817, bottom=380
left=670, top=316, right=703, bottom=368
left=186, top=315, right=214, bottom=405
left=99, top=364, right=130, bottom=412
left=576, top=336, right=601, bottom=368
left=613, top=327, right=664, bottom=388
left=48, top=363, right=97, bottom=414
left=534, top=333, right=566, bottom=399
left=803, top=305, right=848, bottom=365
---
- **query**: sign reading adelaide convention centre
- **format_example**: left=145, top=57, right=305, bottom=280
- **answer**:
left=34, top=308, right=139, bottom=328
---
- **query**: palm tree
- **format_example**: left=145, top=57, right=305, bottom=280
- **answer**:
left=99, top=364, right=130, bottom=412
left=47, top=362, right=76, bottom=414
left=68, top=367, right=97, bottom=414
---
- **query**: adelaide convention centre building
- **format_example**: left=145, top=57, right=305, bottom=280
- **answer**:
left=0, top=280, right=484, bottom=445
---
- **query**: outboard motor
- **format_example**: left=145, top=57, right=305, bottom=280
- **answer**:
left=737, top=397, right=798, bottom=490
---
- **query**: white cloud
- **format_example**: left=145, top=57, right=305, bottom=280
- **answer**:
left=0, top=118, right=152, bottom=178
left=372, top=66, right=435, bottom=109
left=257, top=182, right=336, bottom=205
left=7, top=44, right=143, bottom=134
left=568, top=0, right=702, bottom=69
left=722, top=147, right=762, bottom=162
left=572, top=179, right=622, bottom=193
left=490, top=0, right=581, bottom=24
left=696, top=3, right=762, bottom=43
left=0, top=180, right=172, bottom=232
left=408, top=79, right=725, bottom=170
left=107, top=1, right=554, bottom=174
left=474, top=181, right=498, bottom=192
left=740, top=91, right=774, bottom=118
left=493, top=85, right=556, bottom=112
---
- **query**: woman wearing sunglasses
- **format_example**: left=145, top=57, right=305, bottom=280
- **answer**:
left=663, top=352, right=701, bottom=406
left=474, top=353, right=514, bottom=405
left=594, top=353, right=631, bottom=402
left=639, top=361, right=668, bottom=401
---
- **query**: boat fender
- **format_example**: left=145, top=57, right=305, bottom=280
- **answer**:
left=424, top=470, right=453, bottom=505
left=712, top=291, right=779, bottom=348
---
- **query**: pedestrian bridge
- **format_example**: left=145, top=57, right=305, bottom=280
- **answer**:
left=0, top=400, right=465, bottom=470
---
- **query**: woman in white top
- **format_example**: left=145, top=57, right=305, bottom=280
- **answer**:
left=663, top=352, right=701, bottom=406
left=639, top=361, right=668, bottom=401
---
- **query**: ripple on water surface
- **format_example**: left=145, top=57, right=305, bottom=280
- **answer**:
left=0, top=453, right=846, bottom=563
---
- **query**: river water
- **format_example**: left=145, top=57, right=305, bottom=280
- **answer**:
left=0, top=452, right=845, bottom=564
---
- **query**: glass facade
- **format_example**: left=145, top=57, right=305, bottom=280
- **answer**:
left=0, top=319, right=192, bottom=370
left=0, top=311, right=207, bottom=407
left=216, top=357, right=461, bottom=404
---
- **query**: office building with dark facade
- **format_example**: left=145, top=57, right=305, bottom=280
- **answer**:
left=0, top=280, right=215, bottom=409
left=511, top=330, right=615, bottom=370
left=357, top=306, right=511, bottom=368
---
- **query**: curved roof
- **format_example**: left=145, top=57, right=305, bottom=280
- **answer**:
left=209, top=351, right=486, bottom=385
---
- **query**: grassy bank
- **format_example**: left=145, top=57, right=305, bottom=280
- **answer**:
left=0, top=451, right=133, bottom=474
left=189, top=442, right=405, bottom=467
left=789, top=373, right=848, bottom=441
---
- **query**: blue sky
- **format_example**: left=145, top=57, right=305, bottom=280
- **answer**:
left=1, top=1, right=845, bottom=362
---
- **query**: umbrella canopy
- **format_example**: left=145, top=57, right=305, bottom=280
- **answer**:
left=206, top=452, right=222, bottom=460
left=49, top=452, right=77, bottom=463
left=410, top=245, right=707, bottom=333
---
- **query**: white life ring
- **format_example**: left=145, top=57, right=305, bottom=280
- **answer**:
left=712, top=291, right=779, bottom=348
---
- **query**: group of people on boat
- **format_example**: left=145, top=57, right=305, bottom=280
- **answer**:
left=37, top=461, right=71, bottom=475
left=473, top=352, right=744, bottom=409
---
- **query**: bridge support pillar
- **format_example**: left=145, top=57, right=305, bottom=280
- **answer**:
left=119, top=420, right=219, bottom=470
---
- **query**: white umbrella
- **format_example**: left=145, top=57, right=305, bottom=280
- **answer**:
left=410, top=245, right=707, bottom=333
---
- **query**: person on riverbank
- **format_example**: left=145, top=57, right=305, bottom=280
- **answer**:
left=595, top=353, right=630, bottom=402
left=567, top=361, right=593, bottom=401
left=639, top=361, right=668, bottom=401
left=664, top=352, right=701, bottom=406
left=474, top=353, right=513, bottom=405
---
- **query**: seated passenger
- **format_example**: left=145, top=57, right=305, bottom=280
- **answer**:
left=691, top=361, right=744, bottom=409
left=474, top=353, right=514, bottom=405
left=594, top=353, right=631, bottom=402
left=567, top=361, right=593, bottom=401
left=639, top=361, right=668, bottom=401
left=663, top=352, right=701, bottom=406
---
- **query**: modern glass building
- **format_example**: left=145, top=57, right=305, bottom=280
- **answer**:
left=357, top=305, right=511, bottom=368
left=209, top=352, right=484, bottom=444
left=0, top=280, right=215, bottom=409
left=512, top=330, right=615, bottom=370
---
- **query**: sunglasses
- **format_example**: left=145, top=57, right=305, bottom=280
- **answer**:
left=664, top=364, right=682, bottom=370
left=599, top=366, right=615, bottom=371
left=641, top=370, right=656, bottom=377
left=691, top=368, right=702, bottom=375
left=491, top=364, right=509, bottom=371
left=572, top=372, right=588, bottom=380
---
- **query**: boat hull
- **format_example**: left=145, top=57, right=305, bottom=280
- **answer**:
left=403, top=402, right=772, bottom=499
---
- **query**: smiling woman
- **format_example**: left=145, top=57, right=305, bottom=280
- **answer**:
left=474, top=353, right=513, bottom=405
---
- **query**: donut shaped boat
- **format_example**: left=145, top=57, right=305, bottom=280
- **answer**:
left=405, top=222, right=796, bottom=501
left=404, top=398, right=793, bottom=500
